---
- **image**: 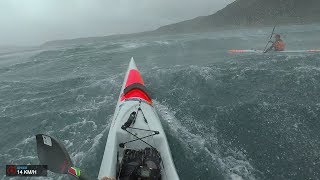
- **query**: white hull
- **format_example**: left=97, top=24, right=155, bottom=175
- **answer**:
left=229, top=49, right=320, bottom=53
left=98, top=58, right=179, bottom=180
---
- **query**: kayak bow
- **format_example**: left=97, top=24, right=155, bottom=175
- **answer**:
left=99, top=58, right=179, bottom=180
left=119, top=59, right=152, bottom=104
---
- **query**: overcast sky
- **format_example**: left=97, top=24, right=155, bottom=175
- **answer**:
left=0, top=0, right=234, bottom=46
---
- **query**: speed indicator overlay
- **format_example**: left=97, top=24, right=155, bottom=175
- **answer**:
left=6, top=165, right=47, bottom=176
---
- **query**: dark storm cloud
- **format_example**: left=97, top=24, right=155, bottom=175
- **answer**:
left=0, top=0, right=234, bottom=45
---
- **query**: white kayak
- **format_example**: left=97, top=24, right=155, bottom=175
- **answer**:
left=99, top=58, right=179, bottom=180
left=228, top=49, right=320, bottom=53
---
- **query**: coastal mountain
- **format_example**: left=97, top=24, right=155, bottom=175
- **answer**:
left=155, top=0, right=320, bottom=33
left=42, top=0, right=320, bottom=46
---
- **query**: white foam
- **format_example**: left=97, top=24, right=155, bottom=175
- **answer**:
left=294, top=65, right=320, bottom=72
left=154, top=101, right=258, bottom=179
left=121, top=42, right=148, bottom=50
left=154, top=41, right=170, bottom=45
left=66, top=118, right=111, bottom=167
left=63, top=140, right=74, bottom=149
left=188, top=65, right=224, bottom=81
left=59, top=118, right=97, bottom=132
left=14, top=155, right=37, bottom=162
left=88, top=126, right=108, bottom=153
left=71, top=151, right=85, bottom=165
left=16, top=136, right=35, bottom=147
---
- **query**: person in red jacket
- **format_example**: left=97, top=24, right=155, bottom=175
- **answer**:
left=264, top=34, right=285, bottom=53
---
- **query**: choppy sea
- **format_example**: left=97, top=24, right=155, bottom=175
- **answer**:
left=1, top=24, right=320, bottom=180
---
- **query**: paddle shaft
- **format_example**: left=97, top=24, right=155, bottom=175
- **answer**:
left=263, top=25, right=277, bottom=52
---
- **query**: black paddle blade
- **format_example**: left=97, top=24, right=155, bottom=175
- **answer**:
left=36, top=134, right=73, bottom=174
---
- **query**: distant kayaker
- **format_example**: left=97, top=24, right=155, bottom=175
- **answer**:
left=264, top=34, right=285, bottom=53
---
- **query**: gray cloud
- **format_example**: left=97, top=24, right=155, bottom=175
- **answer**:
left=0, top=0, right=234, bottom=46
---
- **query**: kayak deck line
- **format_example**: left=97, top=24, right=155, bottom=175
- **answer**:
left=119, top=102, right=160, bottom=149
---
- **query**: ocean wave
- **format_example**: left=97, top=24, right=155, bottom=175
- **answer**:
left=121, top=42, right=148, bottom=50
left=154, top=101, right=258, bottom=180
left=154, top=40, right=171, bottom=45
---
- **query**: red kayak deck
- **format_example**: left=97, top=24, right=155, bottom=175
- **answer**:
left=120, top=68, right=152, bottom=104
